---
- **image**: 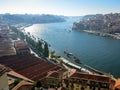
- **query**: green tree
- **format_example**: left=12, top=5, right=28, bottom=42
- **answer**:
left=18, top=31, right=25, bottom=40
left=13, top=79, right=21, bottom=86
left=51, top=51, right=56, bottom=58
left=43, top=42, right=49, bottom=57
left=37, top=40, right=43, bottom=53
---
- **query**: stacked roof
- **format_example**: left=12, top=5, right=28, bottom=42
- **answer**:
left=14, top=40, right=30, bottom=55
left=69, top=72, right=115, bottom=83
left=0, top=64, right=8, bottom=77
left=0, top=25, right=16, bottom=57
left=0, top=37, right=16, bottom=57
left=0, top=55, right=66, bottom=81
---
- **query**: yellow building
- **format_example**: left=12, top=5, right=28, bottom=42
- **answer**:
left=63, top=72, right=115, bottom=90
left=44, top=72, right=60, bottom=88
left=41, top=69, right=67, bottom=88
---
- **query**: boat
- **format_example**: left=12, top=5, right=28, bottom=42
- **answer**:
left=64, top=50, right=73, bottom=55
left=64, top=50, right=73, bottom=58
left=64, top=50, right=82, bottom=64
left=64, top=50, right=73, bottom=56
left=73, top=56, right=82, bottom=64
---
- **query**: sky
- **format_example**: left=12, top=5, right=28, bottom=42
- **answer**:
left=0, top=0, right=120, bottom=16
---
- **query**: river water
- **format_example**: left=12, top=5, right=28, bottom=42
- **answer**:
left=25, top=18, right=120, bottom=78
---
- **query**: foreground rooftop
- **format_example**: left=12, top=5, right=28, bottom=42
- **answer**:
left=0, top=54, right=67, bottom=81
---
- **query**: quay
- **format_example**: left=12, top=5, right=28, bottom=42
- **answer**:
left=59, top=57, right=91, bottom=73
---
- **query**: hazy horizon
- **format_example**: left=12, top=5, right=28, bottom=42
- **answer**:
left=0, top=0, right=120, bottom=16
left=0, top=12, right=105, bottom=17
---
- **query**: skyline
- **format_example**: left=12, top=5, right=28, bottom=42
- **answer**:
left=0, top=0, right=120, bottom=16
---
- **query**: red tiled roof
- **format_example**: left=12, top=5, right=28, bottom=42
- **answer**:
left=14, top=40, right=30, bottom=54
left=115, top=79, right=120, bottom=89
left=12, top=80, right=33, bottom=90
left=0, top=64, right=8, bottom=76
left=69, top=72, right=113, bottom=83
left=50, top=72, right=59, bottom=78
left=8, top=71, right=33, bottom=82
left=0, top=55, right=66, bottom=80
left=0, top=37, right=16, bottom=57
left=14, top=40, right=28, bottom=47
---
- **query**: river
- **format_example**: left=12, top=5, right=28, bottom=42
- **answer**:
left=25, top=18, right=120, bottom=78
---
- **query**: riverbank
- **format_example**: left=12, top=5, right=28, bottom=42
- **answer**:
left=23, top=23, right=120, bottom=78
left=83, top=30, right=120, bottom=39
left=60, top=57, right=90, bottom=72
left=20, top=25, right=101, bottom=75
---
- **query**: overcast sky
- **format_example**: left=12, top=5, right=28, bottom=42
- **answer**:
left=0, top=0, right=120, bottom=16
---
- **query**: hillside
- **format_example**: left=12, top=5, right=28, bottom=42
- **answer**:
left=72, top=13, right=120, bottom=34
left=0, top=14, right=65, bottom=24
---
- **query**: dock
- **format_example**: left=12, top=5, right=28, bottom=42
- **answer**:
left=59, top=57, right=91, bottom=74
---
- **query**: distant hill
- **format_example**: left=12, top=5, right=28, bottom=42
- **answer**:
left=0, top=14, right=66, bottom=24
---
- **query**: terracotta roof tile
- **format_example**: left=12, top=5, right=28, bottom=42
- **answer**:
left=0, top=55, right=66, bottom=80
left=115, top=79, right=120, bottom=89
left=70, top=72, right=112, bottom=83
left=0, top=64, right=8, bottom=76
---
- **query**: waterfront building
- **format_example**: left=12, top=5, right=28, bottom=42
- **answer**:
left=63, top=72, right=115, bottom=90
